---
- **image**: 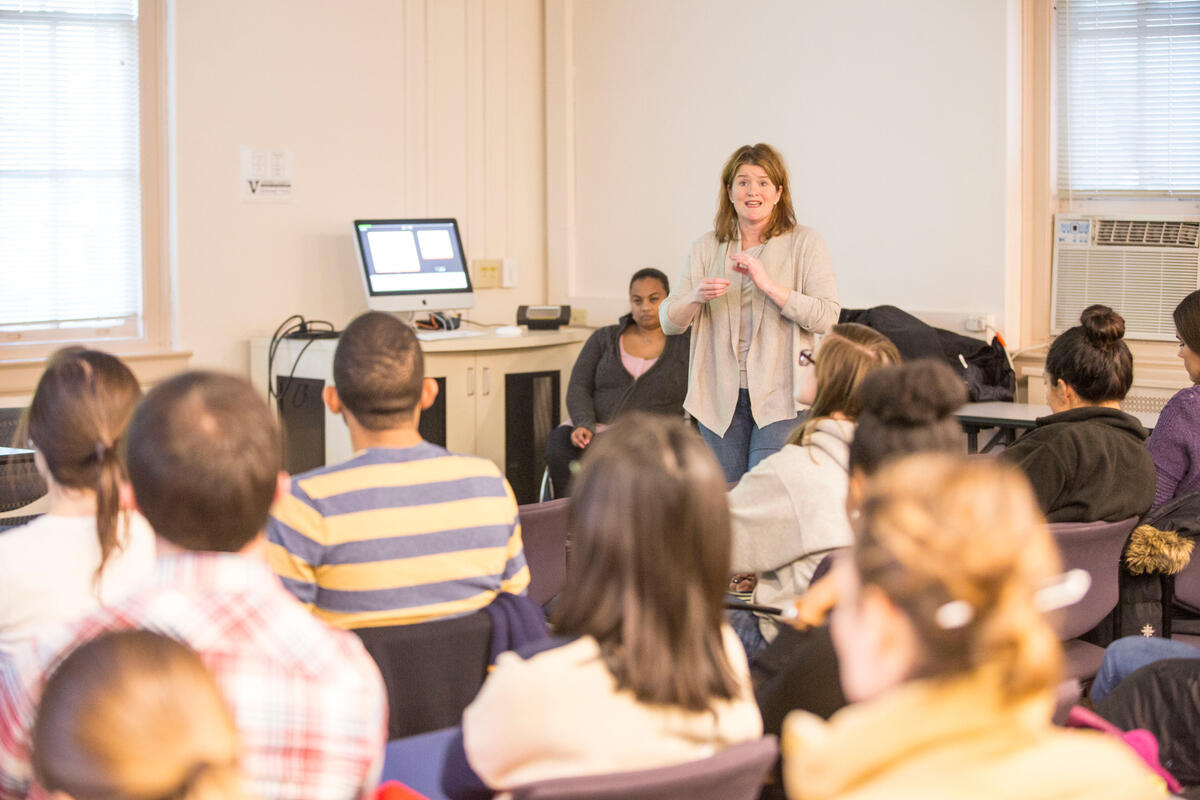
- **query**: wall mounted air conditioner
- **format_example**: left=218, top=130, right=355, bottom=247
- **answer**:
left=1051, top=215, right=1200, bottom=341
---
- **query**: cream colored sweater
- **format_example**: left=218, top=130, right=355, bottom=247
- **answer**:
left=660, top=225, right=840, bottom=435
left=462, top=628, right=762, bottom=794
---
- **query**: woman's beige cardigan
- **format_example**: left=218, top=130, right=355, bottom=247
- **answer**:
left=660, top=225, right=840, bottom=436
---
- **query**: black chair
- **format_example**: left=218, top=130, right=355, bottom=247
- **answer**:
left=510, top=736, right=779, bottom=800
left=1049, top=517, right=1139, bottom=681
left=517, top=498, right=570, bottom=607
left=0, top=408, right=46, bottom=527
left=353, top=611, right=493, bottom=740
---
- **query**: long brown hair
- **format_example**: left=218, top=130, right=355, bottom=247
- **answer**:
left=18, top=347, right=141, bottom=587
left=854, top=454, right=1063, bottom=699
left=787, top=323, right=901, bottom=447
left=714, top=143, right=798, bottom=243
left=553, top=413, right=742, bottom=711
left=1174, top=289, right=1200, bottom=356
left=33, top=630, right=251, bottom=800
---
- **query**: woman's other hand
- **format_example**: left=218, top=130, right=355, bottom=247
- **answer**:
left=786, top=573, right=839, bottom=630
left=729, top=252, right=789, bottom=308
left=570, top=426, right=594, bottom=448
left=690, top=277, right=731, bottom=303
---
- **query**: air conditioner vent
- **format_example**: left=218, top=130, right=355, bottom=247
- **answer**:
left=1052, top=215, right=1200, bottom=341
left=1095, top=219, right=1199, bottom=248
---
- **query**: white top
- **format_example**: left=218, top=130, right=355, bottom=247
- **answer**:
left=0, top=512, right=157, bottom=652
left=728, top=419, right=855, bottom=642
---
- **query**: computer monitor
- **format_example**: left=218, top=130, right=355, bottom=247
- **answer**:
left=353, top=218, right=475, bottom=313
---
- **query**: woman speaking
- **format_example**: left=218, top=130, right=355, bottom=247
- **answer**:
left=660, top=143, right=839, bottom=482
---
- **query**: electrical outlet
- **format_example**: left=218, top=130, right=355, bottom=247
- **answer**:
left=473, top=258, right=501, bottom=289
left=569, top=308, right=588, bottom=327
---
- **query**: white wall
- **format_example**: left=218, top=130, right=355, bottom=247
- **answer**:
left=172, top=0, right=547, bottom=373
left=548, top=0, right=1019, bottom=332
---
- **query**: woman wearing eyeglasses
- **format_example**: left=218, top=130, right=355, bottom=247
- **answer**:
left=725, top=323, right=900, bottom=657
left=659, top=143, right=840, bottom=482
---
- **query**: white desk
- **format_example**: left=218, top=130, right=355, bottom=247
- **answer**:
left=956, top=402, right=1159, bottom=454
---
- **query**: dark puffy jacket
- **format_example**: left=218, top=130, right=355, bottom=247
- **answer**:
left=1098, top=657, right=1200, bottom=789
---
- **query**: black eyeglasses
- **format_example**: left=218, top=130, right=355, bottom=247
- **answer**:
left=798, top=349, right=817, bottom=367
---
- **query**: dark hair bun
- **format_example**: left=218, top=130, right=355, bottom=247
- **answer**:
left=1080, top=304, right=1125, bottom=347
left=859, top=360, right=967, bottom=426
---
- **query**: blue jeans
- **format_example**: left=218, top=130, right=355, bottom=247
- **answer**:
left=699, top=389, right=805, bottom=484
left=1090, top=636, right=1200, bottom=704
left=727, top=606, right=768, bottom=661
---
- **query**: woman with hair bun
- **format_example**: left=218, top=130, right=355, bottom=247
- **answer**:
left=1147, top=289, right=1200, bottom=507
left=1001, top=305, right=1155, bottom=523
left=0, top=348, right=155, bottom=651
left=782, top=455, right=1166, bottom=799
left=32, top=629, right=253, bottom=800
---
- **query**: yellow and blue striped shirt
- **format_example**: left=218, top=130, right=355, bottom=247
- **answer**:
left=266, top=444, right=529, bottom=630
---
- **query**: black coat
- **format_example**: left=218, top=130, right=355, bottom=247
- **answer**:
left=1098, top=657, right=1200, bottom=789
left=1000, top=406, right=1156, bottom=523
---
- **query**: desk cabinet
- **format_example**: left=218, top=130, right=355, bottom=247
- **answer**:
left=250, top=328, right=588, bottom=504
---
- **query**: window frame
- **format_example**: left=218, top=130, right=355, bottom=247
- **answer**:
left=1018, top=0, right=1196, bottom=388
left=0, top=0, right=176, bottom=367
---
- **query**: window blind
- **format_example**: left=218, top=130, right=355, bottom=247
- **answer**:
left=0, top=0, right=142, bottom=339
left=1057, top=0, right=1200, bottom=198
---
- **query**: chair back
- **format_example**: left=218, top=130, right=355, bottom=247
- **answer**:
left=1049, top=517, right=1138, bottom=639
left=0, top=408, right=46, bottom=515
left=518, top=497, right=570, bottom=606
left=510, top=736, right=778, bottom=800
left=353, top=611, right=492, bottom=740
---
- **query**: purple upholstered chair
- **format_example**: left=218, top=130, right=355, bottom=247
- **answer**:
left=517, top=497, right=570, bottom=607
left=1049, top=517, right=1139, bottom=681
left=509, top=736, right=779, bottom=800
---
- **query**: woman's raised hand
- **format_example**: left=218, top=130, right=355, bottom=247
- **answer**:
left=691, top=277, right=731, bottom=303
left=728, top=251, right=770, bottom=290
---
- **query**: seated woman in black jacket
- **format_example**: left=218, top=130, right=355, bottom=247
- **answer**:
left=544, top=268, right=689, bottom=496
left=1000, top=305, right=1155, bottom=523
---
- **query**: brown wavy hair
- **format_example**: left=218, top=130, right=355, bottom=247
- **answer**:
left=853, top=454, right=1063, bottom=699
left=787, top=323, right=901, bottom=447
left=18, top=347, right=141, bottom=589
left=714, top=143, right=798, bottom=243
left=33, top=630, right=251, bottom=800
left=553, top=413, right=742, bottom=711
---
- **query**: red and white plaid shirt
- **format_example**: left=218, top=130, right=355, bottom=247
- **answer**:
left=0, top=552, right=388, bottom=800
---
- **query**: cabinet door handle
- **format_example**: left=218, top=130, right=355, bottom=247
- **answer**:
left=482, top=367, right=491, bottom=396
left=467, top=367, right=475, bottom=396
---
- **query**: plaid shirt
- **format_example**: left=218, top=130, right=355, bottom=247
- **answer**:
left=0, top=552, right=388, bottom=800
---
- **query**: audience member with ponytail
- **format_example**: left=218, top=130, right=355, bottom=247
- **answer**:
left=1146, top=289, right=1200, bottom=507
left=782, top=455, right=1166, bottom=799
left=1001, top=305, right=1155, bottom=522
left=33, top=629, right=253, bottom=800
left=0, top=348, right=155, bottom=651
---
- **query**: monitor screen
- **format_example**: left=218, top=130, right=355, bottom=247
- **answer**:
left=353, top=218, right=475, bottom=312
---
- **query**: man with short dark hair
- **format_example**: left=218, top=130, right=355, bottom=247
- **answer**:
left=266, top=311, right=529, bottom=629
left=0, top=372, right=387, bottom=800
